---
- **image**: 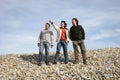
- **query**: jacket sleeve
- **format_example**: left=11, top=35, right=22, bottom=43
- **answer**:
left=81, top=26, right=85, bottom=40
left=69, top=27, right=72, bottom=40
left=51, top=23, right=60, bottom=32
left=66, top=29, right=70, bottom=42
left=38, top=32, right=42, bottom=43
left=51, top=31, right=54, bottom=45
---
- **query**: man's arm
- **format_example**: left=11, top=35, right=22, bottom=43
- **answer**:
left=66, top=30, right=70, bottom=43
left=51, top=31, right=54, bottom=48
left=69, top=27, right=72, bottom=40
left=49, top=20, right=59, bottom=32
left=37, top=32, right=42, bottom=47
left=81, top=26, right=85, bottom=40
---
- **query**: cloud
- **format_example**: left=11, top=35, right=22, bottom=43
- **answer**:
left=89, top=33, right=111, bottom=41
left=0, top=33, right=37, bottom=53
left=89, top=29, right=120, bottom=41
left=115, top=29, right=120, bottom=33
left=0, top=0, right=120, bottom=54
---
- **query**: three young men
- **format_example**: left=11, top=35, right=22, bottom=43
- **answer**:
left=37, top=18, right=87, bottom=65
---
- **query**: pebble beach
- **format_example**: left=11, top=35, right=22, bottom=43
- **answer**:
left=0, top=48, right=120, bottom=80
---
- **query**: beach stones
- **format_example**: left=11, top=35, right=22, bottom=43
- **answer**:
left=0, top=48, right=120, bottom=80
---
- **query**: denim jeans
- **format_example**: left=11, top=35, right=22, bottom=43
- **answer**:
left=54, top=40, right=69, bottom=63
left=39, top=41, right=50, bottom=63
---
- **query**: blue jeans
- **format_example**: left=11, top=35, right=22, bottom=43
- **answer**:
left=39, top=41, right=50, bottom=63
left=54, top=40, right=69, bottom=63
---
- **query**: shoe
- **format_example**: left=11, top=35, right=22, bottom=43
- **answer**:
left=73, top=60, right=79, bottom=64
left=83, top=59, right=86, bottom=64
left=38, top=63, right=42, bottom=66
left=65, top=62, right=68, bottom=64
left=53, top=61, right=57, bottom=64
left=46, top=62, right=49, bottom=65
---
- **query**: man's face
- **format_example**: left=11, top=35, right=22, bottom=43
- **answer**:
left=45, top=24, right=50, bottom=30
left=61, top=22, right=65, bottom=28
left=72, top=19, right=76, bottom=25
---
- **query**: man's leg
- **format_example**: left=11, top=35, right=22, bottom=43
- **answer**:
left=45, top=42, right=50, bottom=65
left=39, top=42, right=44, bottom=65
left=62, top=41, right=69, bottom=64
left=72, top=41, right=79, bottom=63
left=54, top=41, right=62, bottom=63
left=79, top=40, right=87, bottom=64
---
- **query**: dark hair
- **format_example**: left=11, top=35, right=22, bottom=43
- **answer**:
left=72, top=18, right=79, bottom=25
left=46, top=23, right=50, bottom=27
left=61, top=21, right=67, bottom=28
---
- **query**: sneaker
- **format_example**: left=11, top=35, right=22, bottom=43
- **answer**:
left=46, top=62, right=49, bottom=65
left=65, top=62, right=68, bottom=64
left=73, top=60, right=79, bottom=64
left=37, top=63, right=42, bottom=66
left=83, top=59, right=86, bottom=64
left=53, top=61, right=57, bottom=64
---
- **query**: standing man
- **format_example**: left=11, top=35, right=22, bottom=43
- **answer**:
left=70, top=18, right=87, bottom=64
left=37, top=23, right=54, bottom=65
left=49, top=20, right=69, bottom=64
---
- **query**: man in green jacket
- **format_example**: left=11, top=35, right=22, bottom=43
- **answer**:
left=70, top=18, right=87, bottom=64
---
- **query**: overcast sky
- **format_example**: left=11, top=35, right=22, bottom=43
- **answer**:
left=0, top=0, right=120, bottom=54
